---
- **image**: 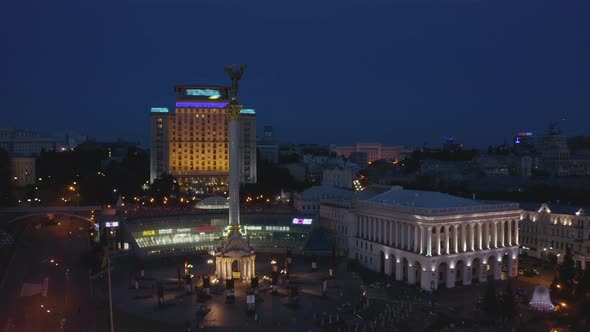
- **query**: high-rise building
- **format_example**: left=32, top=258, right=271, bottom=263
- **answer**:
left=239, top=109, right=257, bottom=184
left=149, top=108, right=170, bottom=183
left=149, top=85, right=256, bottom=193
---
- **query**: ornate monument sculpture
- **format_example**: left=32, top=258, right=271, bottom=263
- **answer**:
left=215, top=64, right=256, bottom=283
left=224, top=64, right=246, bottom=121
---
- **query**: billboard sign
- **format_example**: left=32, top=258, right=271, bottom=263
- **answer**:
left=292, top=218, right=313, bottom=225
left=105, top=221, right=119, bottom=228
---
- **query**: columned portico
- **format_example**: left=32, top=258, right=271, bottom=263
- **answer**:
left=350, top=189, right=521, bottom=292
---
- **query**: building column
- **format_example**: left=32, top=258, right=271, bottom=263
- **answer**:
left=500, top=220, right=505, bottom=247
left=508, top=255, right=517, bottom=278
left=477, top=223, right=482, bottom=250
left=408, top=265, right=416, bottom=285
left=507, top=220, right=512, bottom=246
left=419, top=226, right=424, bottom=254
left=406, top=224, right=412, bottom=251
left=462, top=265, right=472, bottom=286
left=252, top=259, right=256, bottom=278
left=414, top=225, right=420, bottom=252
left=426, top=226, right=432, bottom=256
left=446, top=266, right=456, bottom=288
left=436, top=226, right=441, bottom=255
left=478, top=259, right=487, bottom=283
left=395, top=261, right=403, bottom=281
left=493, top=221, right=498, bottom=248
left=453, top=225, right=459, bottom=254
left=445, top=225, right=450, bottom=255
left=393, top=222, right=399, bottom=248
left=461, top=224, right=467, bottom=253
left=469, top=224, right=475, bottom=251
left=484, top=223, right=489, bottom=249
left=514, top=220, right=519, bottom=245
left=494, top=259, right=502, bottom=280
left=421, top=268, right=433, bottom=291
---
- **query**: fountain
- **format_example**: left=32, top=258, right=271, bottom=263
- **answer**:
left=529, top=285, right=554, bottom=311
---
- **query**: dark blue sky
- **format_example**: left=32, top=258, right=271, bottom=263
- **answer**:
left=2, top=0, right=589, bottom=149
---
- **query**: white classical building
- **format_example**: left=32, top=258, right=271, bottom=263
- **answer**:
left=326, top=188, right=521, bottom=291
left=519, top=202, right=590, bottom=270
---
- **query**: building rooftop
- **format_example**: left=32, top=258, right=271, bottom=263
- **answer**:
left=519, top=202, right=588, bottom=216
left=367, top=188, right=491, bottom=209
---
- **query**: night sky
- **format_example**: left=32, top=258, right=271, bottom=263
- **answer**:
left=2, top=0, right=589, bottom=149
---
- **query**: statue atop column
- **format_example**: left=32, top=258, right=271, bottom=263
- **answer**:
left=224, top=64, right=247, bottom=103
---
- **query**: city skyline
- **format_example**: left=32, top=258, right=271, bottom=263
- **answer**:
left=2, top=0, right=589, bottom=149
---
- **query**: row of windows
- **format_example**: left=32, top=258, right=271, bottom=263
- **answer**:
left=176, top=108, right=225, bottom=114
left=171, top=166, right=228, bottom=172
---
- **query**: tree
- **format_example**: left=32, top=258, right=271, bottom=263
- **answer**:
left=500, top=284, right=517, bottom=322
left=482, top=281, right=498, bottom=321
left=149, top=173, right=179, bottom=204
left=0, top=148, right=16, bottom=206
left=577, top=268, right=590, bottom=296
left=559, top=246, right=576, bottom=292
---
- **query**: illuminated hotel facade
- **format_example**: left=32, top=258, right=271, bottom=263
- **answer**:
left=149, top=85, right=256, bottom=193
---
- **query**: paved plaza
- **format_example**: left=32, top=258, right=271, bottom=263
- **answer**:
left=89, top=252, right=586, bottom=332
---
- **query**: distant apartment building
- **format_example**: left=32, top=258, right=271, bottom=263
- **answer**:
left=519, top=203, right=590, bottom=270
left=257, top=125, right=279, bottom=164
left=149, top=85, right=256, bottom=194
left=322, top=167, right=354, bottom=189
left=0, top=129, right=76, bottom=156
left=10, top=156, right=36, bottom=187
left=330, top=143, right=404, bottom=164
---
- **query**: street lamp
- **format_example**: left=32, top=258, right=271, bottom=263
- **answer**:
left=271, top=259, right=278, bottom=272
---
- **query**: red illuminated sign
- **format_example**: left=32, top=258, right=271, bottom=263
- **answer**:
left=196, top=226, right=217, bottom=232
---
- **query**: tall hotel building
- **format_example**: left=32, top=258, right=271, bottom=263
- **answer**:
left=150, top=85, right=256, bottom=193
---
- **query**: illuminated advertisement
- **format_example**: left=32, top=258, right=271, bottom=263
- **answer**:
left=186, top=89, right=221, bottom=99
left=142, top=230, right=156, bottom=236
left=196, top=226, right=217, bottom=232
left=134, top=232, right=218, bottom=248
left=266, top=226, right=290, bottom=232
left=158, top=229, right=173, bottom=234
left=150, top=107, right=169, bottom=113
left=292, top=218, right=313, bottom=225
left=105, top=221, right=119, bottom=228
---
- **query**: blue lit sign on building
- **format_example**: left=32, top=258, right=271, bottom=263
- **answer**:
left=240, top=109, right=255, bottom=115
left=185, top=89, right=221, bottom=99
left=176, top=102, right=229, bottom=108
left=151, top=107, right=169, bottom=113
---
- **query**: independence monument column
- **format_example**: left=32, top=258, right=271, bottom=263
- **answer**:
left=214, top=64, right=255, bottom=284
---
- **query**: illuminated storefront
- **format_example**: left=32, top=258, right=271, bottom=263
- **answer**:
left=125, top=212, right=315, bottom=257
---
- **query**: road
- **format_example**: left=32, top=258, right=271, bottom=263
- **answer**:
left=0, top=215, right=95, bottom=332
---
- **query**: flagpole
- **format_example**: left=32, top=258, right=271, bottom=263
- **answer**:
left=107, top=250, right=114, bottom=332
